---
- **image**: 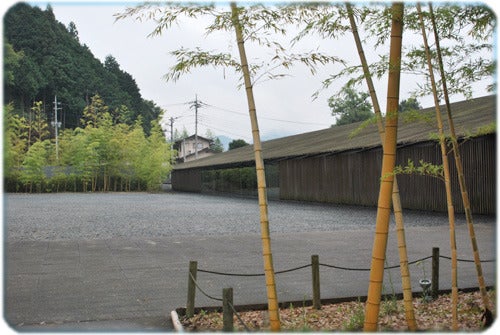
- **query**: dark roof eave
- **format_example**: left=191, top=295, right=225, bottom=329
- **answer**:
left=172, top=132, right=495, bottom=171
left=172, top=146, right=382, bottom=171
left=172, top=95, right=496, bottom=172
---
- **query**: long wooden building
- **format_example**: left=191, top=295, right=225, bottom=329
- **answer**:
left=172, top=95, right=496, bottom=214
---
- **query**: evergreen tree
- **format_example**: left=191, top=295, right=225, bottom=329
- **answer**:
left=228, top=139, right=249, bottom=150
left=205, top=129, right=224, bottom=153
left=67, top=21, right=79, bottom=41
left=398, top=97, right=422, bottom=112
left=174, top=127, right=189, bottom=141
left=211, top=138, right=224, bottom=153
left=3, top=42, right=22, bottom=87
left=4, top=3, right=162, bottom=131
left=328, top=86, right=374, bottom=126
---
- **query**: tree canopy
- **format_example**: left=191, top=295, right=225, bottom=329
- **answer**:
left=302, top=3, right=495, bottom=102
left=3, top=3, right=161, bottom=135
left=4, top=96, right=172, bottom=193
left=398, top=97, right=422, bottom=113
left=329, top=86, right=374, bottom=126
left=229, top=139, right=249, bottom=150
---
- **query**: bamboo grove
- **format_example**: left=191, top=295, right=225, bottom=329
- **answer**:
left=4, top=94, right=172, bottom=193
left=115, top=1, right=495, bottom=331
left=4, top=1, right=495, bottom=331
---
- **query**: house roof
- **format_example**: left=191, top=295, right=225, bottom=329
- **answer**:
left=173, top=95, right=496, bottom=171
left=179, top=147, right=216, bottom=160
left=174, top=134, right=212, bottom=145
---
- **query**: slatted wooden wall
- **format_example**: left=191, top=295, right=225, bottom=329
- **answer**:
left=171, top=169, right=202, bottom=192
left=279, top=134, right=495, bottom=214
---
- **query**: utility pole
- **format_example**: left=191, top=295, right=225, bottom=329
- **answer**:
left=191, top=95, right=202, bottom=159
left=194, top=95, right=199, bottom=159
left=52, top=95, right=62, bottom=161
left=169, top=117, right=175, bottom=143
left=169, top=116, right=179, bottom=165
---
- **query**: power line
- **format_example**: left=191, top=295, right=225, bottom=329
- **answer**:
left=201, top=102, right=330, bottom=127
left=196, top=109, right=252, bottom=140
left=161, top=102, right=191, bottom=108
left=198, top=111, right=248, bottom=129
left=198, top=122, right=252, bottom=142
left=168, top=96, right=328, bottom=143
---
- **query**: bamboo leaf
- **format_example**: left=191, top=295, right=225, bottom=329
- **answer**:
left=393, top=159, right=444, bottom=181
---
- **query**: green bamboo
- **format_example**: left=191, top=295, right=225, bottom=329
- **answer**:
left=346, top=3, right=416, bottom=330
left=428, top=2, right=491, bottom=314
left=416, top=3, right=458, bottom=329
left=230, top=3, right=281, bottom=331
left=363, top=3, right=404, bottom=331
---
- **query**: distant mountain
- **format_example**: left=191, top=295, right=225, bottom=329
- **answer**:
left=261, top=130, right=296, bottom=141
left=215, top=131, right=299, bottom=150
left=3, top=3, right=161, bottom=134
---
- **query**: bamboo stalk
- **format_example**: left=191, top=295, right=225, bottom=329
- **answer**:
left=230, top=3, right=281, bottom=331
left=363, top=3, right=404, bottom=331
left=345, top=3, right=416, bottom=330
left=416, top=3, right=458, bottom=330
left=428, top=2, right=491, bottom=314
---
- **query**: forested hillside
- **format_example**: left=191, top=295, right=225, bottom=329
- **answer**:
left=3, top=3, right=161, bottom=134
left=3, top=3, right=171, bottom=193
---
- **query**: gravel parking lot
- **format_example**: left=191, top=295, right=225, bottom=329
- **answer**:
left=4, top=191, right=496, bottom=331
left=5, top=191, right=494, bottom=241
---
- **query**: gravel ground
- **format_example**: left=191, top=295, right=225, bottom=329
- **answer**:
left=4, top=191, right=495, bottom=241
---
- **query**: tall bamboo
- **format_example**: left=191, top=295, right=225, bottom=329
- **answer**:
left=428, top=3, right=491, bottom=314
left=416, top=3, right=458, bottom=329
left=346, top=3, right=416, bottom=330
left=230, top=3, right=281, bottom=331
left=363, top=3, right=404, bottom=331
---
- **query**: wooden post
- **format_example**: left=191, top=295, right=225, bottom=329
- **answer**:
left=223, top=287, right=234, bottom=332
left=432, top=247, right=439, bottom=299
left=186, top=261, right=198, bottom=318
left=312, top=255, right=321, bottom=309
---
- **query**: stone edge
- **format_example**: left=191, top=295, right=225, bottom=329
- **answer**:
left=170, top=310, right=184, bottom=332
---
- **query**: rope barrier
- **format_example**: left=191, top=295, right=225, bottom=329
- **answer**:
left=186, top=252, right=495, bottom=330
left=318, top=262, right=371, bottom=271
left=228, top=300, right=251, bottom=332
left=385, top=255, right=435, bottom=269
left=189, top=272, right=223, bottom=302
left=276, top=263, right=312, bottom=274
left=320, top=255, right=432, bottom=272
left=440, top=255, right=495, bottom=263
left=188, top=272, right=251, bottom=331
left=198, top=268, right=264, bottom=277
left=198, top=255, right=493, bottom=277
left=198, top=263, right=311, bottom=277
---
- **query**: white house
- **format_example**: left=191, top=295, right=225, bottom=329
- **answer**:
left=173, top=135, right=215, bottom=163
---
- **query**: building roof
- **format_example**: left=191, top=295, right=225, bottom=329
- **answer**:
left=174, top=134, right=212, bottom=145
left=179, top=147, right=216, bottom=161
left=173, top=95, right=496, bottom=171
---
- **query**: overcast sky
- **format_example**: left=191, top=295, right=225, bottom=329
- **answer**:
left=4, top=1, right=496, bottom=142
